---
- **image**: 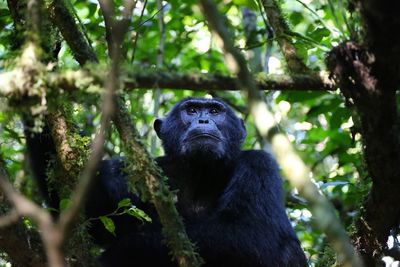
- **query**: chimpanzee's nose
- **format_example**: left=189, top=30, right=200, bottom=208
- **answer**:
left=199, top=119, right=209, bottom=124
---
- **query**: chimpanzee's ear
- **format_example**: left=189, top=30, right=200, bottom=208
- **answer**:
left=154, top=119, right=163, bottom=138
left=239, top=119, right=247, bottom=143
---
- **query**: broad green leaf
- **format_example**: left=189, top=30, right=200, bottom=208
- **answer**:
left=117, top=198, right=132, bottom=209
left=126, top=207, right=152, bottom=222
left=309, top=27, right=331, bottom=42
left=289, top=11, right=304, bottom=26
left=330, top=108, right=350, bottom=129
left=100, top=216, right=116, bottom=235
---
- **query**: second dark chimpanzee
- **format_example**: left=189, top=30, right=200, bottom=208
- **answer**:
left=26, top=97, right=308, bottom=267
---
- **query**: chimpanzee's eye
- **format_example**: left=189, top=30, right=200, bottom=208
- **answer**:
left=186, top=107, right=196, bottom=114
left=209, top=108, right=219, bottom=115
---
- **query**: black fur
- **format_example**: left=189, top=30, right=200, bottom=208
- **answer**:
left=25, top=98, right=308, bottom=267
left=24, top=121, right=60, bottom=213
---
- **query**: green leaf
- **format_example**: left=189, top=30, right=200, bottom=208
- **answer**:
left=126, top=207, right=152, bottom=222
left=4, top=126, right=22, bottom=143
left=117, top=198, right=132, bottom=209
left=0, top=9, right=9, bottom=17
left=232, top=0, right=258, bottom=10
left=289, top=11, right=304, bottom=26
left=309, top=27, right=331, bottom=42
left=330, top=108, right=350, bottom=129
left=87, top=3, right=98, bottom=17
left=100, top=216, right=116, bottom=235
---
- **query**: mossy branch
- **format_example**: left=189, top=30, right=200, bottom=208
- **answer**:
left=260, top=0, right=310, bottom=73
left=47, top=0, right=98, bottom=64
left=42, top=0, right=202, bottom=264
left=112, top=97, right=204, bottom=267
left=0, top=68, right=335, bottom=100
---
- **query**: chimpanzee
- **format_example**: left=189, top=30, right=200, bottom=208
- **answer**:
left=25, top=97, right=308, bottom=267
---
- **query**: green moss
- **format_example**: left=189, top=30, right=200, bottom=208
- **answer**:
left=70, top=133, right=90, bottom=167
left=315, top=244, right=336, bottom=267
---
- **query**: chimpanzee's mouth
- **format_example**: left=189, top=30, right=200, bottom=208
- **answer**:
left=187, top=133, right=222, bottom=141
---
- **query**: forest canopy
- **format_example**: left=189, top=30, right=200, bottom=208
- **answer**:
left=1, top=0, right=400, bottom=266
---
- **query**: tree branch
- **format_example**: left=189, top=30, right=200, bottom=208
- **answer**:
left=123, top=70, right=334, bottom=91
left=47, top=0, right=98, bottom=64
left=46, top=110, right=83, bottom=191
left=56, top=0, right=136, bottom=247
left=112, top=97, right=204, bottom=267
left=42, top=1, right=203, bottom=265
left=328, top=40, right=400, bottom=266
left=0, top=69, right=335, bottom=99
left=199, top=1, right=362, bottom=266
left=150, top=0, right=165, bottom=154
left=260, top=0, right=309, bottom=73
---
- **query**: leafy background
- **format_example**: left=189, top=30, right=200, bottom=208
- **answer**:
left=0, top=0, right=370, bottom=265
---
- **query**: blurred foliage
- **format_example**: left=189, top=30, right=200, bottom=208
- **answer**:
left=0, top=0, right=365, bottom=265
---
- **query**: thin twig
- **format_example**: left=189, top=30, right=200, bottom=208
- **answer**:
left=150, top=0, right=165, bottom=155
left=294, top=0, right=336, bottom=34
left=98, top=0, right=116, bottom=57
left=133, top=3, right=167, bottom=30
left=131, top=0, right=148, bottom=62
